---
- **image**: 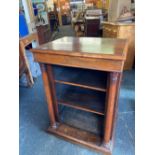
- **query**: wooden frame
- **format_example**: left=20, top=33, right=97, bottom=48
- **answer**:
left=19, top=33, right=39, bottom=87
left=30, top=37, right=127, bottom=155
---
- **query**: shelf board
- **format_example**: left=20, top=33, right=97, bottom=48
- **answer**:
left=58, top=101, right=104, bottom=116
left=53, top=65, right=107, bottom=92
left=55, top=80, right=106, bottom=92
left=57, top=86, right=105, bottom=116
left=48, top=123, right=111, bottom=154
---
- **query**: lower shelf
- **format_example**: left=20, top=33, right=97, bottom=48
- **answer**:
left=57, top=85, right=106, bottom=116
left=48, top=123, right=111, bottom=154
left=60, top=106, right=104, bottom=136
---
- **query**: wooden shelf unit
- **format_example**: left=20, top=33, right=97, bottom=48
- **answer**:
left=30, top=37, right=127, bottom=155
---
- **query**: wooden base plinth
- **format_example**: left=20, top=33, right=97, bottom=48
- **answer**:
left=47, top=123, right=112, bottom=155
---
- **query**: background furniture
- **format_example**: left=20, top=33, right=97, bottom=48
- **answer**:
left=72, top=11, right=85, bottom=37
left=103, top=21, right=135, bottom=70
left=108, top=0, right=132, bottom=22
left=85, top=17, right=100, bottom=37
left=31, top=37, right=128, bottom=155
left=74, top=20, right=85, bottom=37
left=19, top=33, right=39, bottom=87
left=36, top=24, right=51, bottom=45
left=48, top=11, right=59, bottom=32
left=85, top=9, right=103, bottom=21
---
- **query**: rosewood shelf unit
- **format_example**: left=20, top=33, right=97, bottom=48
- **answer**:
left=31, top=36, right=127, bottom=155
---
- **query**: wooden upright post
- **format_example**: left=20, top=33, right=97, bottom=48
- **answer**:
left=46, top=65, right=59, bottom=122
left=103, top=72, right=119, bottom=146
left=40, top=64, right=57, bottom=128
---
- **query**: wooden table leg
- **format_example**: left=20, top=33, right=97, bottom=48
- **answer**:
left=40, top=63, right=57, bottom=128
left=103, top=72, right=120, bottom=147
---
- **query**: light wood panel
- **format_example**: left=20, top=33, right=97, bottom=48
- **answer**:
left=103, top=22, right=135, bottom=70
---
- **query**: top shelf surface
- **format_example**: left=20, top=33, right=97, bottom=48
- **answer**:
left=31, top=37, right=127, bottom=60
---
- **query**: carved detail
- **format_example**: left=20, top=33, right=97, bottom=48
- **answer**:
left=51, top=123, right=58, bottom=129
left=111, top=72, right=119, bottom=83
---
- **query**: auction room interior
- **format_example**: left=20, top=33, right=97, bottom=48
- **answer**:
left=19, top=0, right=135, bottom=155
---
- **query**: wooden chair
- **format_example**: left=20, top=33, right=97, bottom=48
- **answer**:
left=19, top=33, right=39, bottom=87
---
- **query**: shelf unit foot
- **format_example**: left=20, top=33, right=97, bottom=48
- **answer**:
left=101, top=140, right=112, bottom=150
left=50, top=122, right=59, bottom=129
